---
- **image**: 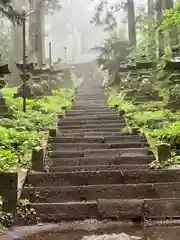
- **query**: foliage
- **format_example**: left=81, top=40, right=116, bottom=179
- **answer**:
left=161, top=2, right=180, bottom=31
left=0, top=198, right=39, bottom=227
left=92, top=28, right=129, bottom=81
left=91, top=0, right=119, bottom=31
left=105, top=86, right=180, bottom=162
left=16, top=199, right=39, bottom=225
left=0, top=88, right=74, bottom=171
left=43, top=0, right=62, bottom=14
left=0, top=0, right=23, bottom=25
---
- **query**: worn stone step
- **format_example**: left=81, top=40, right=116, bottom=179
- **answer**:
left=58, top=123, right=125, bottom=129
left=49, top=147, right=150, bottom=158
left=68, top=108, right=111, bottom=112
left=66, top=112, right=118, bottom=117
left=75, top=96, right=105, bottom=99
left=23, top=182, right=180, bottom=203
left=73, top=98, right=105, bottom=100
left=58, top=119, right=125, bottom=126
left=49, top=164, right=149, bottom=172
left=0, top=105, right=9, bottom=112
left=50, top=155, right=154, bottom=167
left=50, top=142, right=148, bottom=150
left=57, top=132, right=141, bottom=137
left=49, top=135, right=145, bottom=143
left=73, top=103, right=107, bottom=107
left=75, top=99, right=105, bottom=102
left=67, top=110, right=115, bottom=114
left=0, top=112, right=12, bottom=118
left=60, top=115, right=121, bottom=121
left=71, top=106, right=108, bottom=109
left=59, top=128, right=126, bottom=133
left=57, top=130, right=139, bottom=138
left=27, top=168, right=179, bottom=187
left=97, top=198, right=180, bottom=220
left=70, top=107, right=110, bottom=112
left=30, top=198, right=180, bottom=222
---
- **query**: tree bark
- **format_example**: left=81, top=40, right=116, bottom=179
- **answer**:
left=9, top=0, right=26, bottom=86
left=155, top=0, right=164, bottom=58
left=28, top=0, right=44, bottom=68
left=127, top=0, right=136, bottom=47
left=147, top=0, right=156, bottom=57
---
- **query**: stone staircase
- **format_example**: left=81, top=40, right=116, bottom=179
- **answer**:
left=22, top=73, right=180, bottom=223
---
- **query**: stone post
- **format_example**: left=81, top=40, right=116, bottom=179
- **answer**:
left=156, top=143, right=171, bottom=164
left=31, top=147, right=45, bottom=171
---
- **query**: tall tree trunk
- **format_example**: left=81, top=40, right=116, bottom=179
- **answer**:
left=9, top=0, right=26, bottom=86
left=164, top=0, right=179, bottom=46
left=155, top=0, right=164, bottom=58
left=127, top=0, right=136, bottom=47
left=147, top=0, right=155, bottom=57
left=28, top=0, right=44, bottom=68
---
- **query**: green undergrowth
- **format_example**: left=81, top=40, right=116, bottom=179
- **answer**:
left=105, top=86, right=180, bottom=168
left=0, top=88, right=74, bottom=171
left=0, top=197, right=39, bottom=230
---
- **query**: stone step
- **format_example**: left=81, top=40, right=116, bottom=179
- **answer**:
left=0, top=105, right=9, bottom=112
left=73, top=102, right=107, bottom=106
left=0, top=112, right=12, bottom=118
left=74, top=94, right=104, bottom=97
left=23, top=182, right=180, bottom=203
left=67, top=110, right=114, bottom=114
left=48, top=147, right=150, bottom=158
left=49, top=142, right=148, bottom=150
left=50, top=155, right=154, bottom=167
left=70, top=107, right=110, bottom=112
left=59, top=128, right=125, bottom=133
left=74, top=99, right=106, bottom=101
left=49, top=135, right=145, bottom=143
left=30, top=198, right=180, bottom=222
left=56, top=132, right=141, bottom=137
left=49, top=164, right=149, bottom=172
left=66, top=112, right=118, bottom=117
left=27, top=168, right=178, bottom=187
left=58, top=119, right=125, bottom=126
left=60, top=115, right=121, bottom=121
left=58, top=123, right=125, bottom=130
left=71, top=106, right=108, bottom=109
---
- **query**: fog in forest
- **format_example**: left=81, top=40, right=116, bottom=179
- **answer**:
left=45, top=0, right=108, bottom=63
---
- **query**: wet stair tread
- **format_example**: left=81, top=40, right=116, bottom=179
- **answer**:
left=57, top=124, right=126, bottom=129
left=49, top=164, right=149, bottom=172
left=26, top=169, right=180, bottom=186
left=50, top=142, right=148, bottom=150
left=23, top=182, right=180, bottom=203
left=49, top=155, right=154, bottom=166
left=30, top=198, right=180, bottom=221
left=49, top=147, right=151, bottom=158
left=49, top=135, right=146, bottom=143
left=58, top=128, right=126, bottom=133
